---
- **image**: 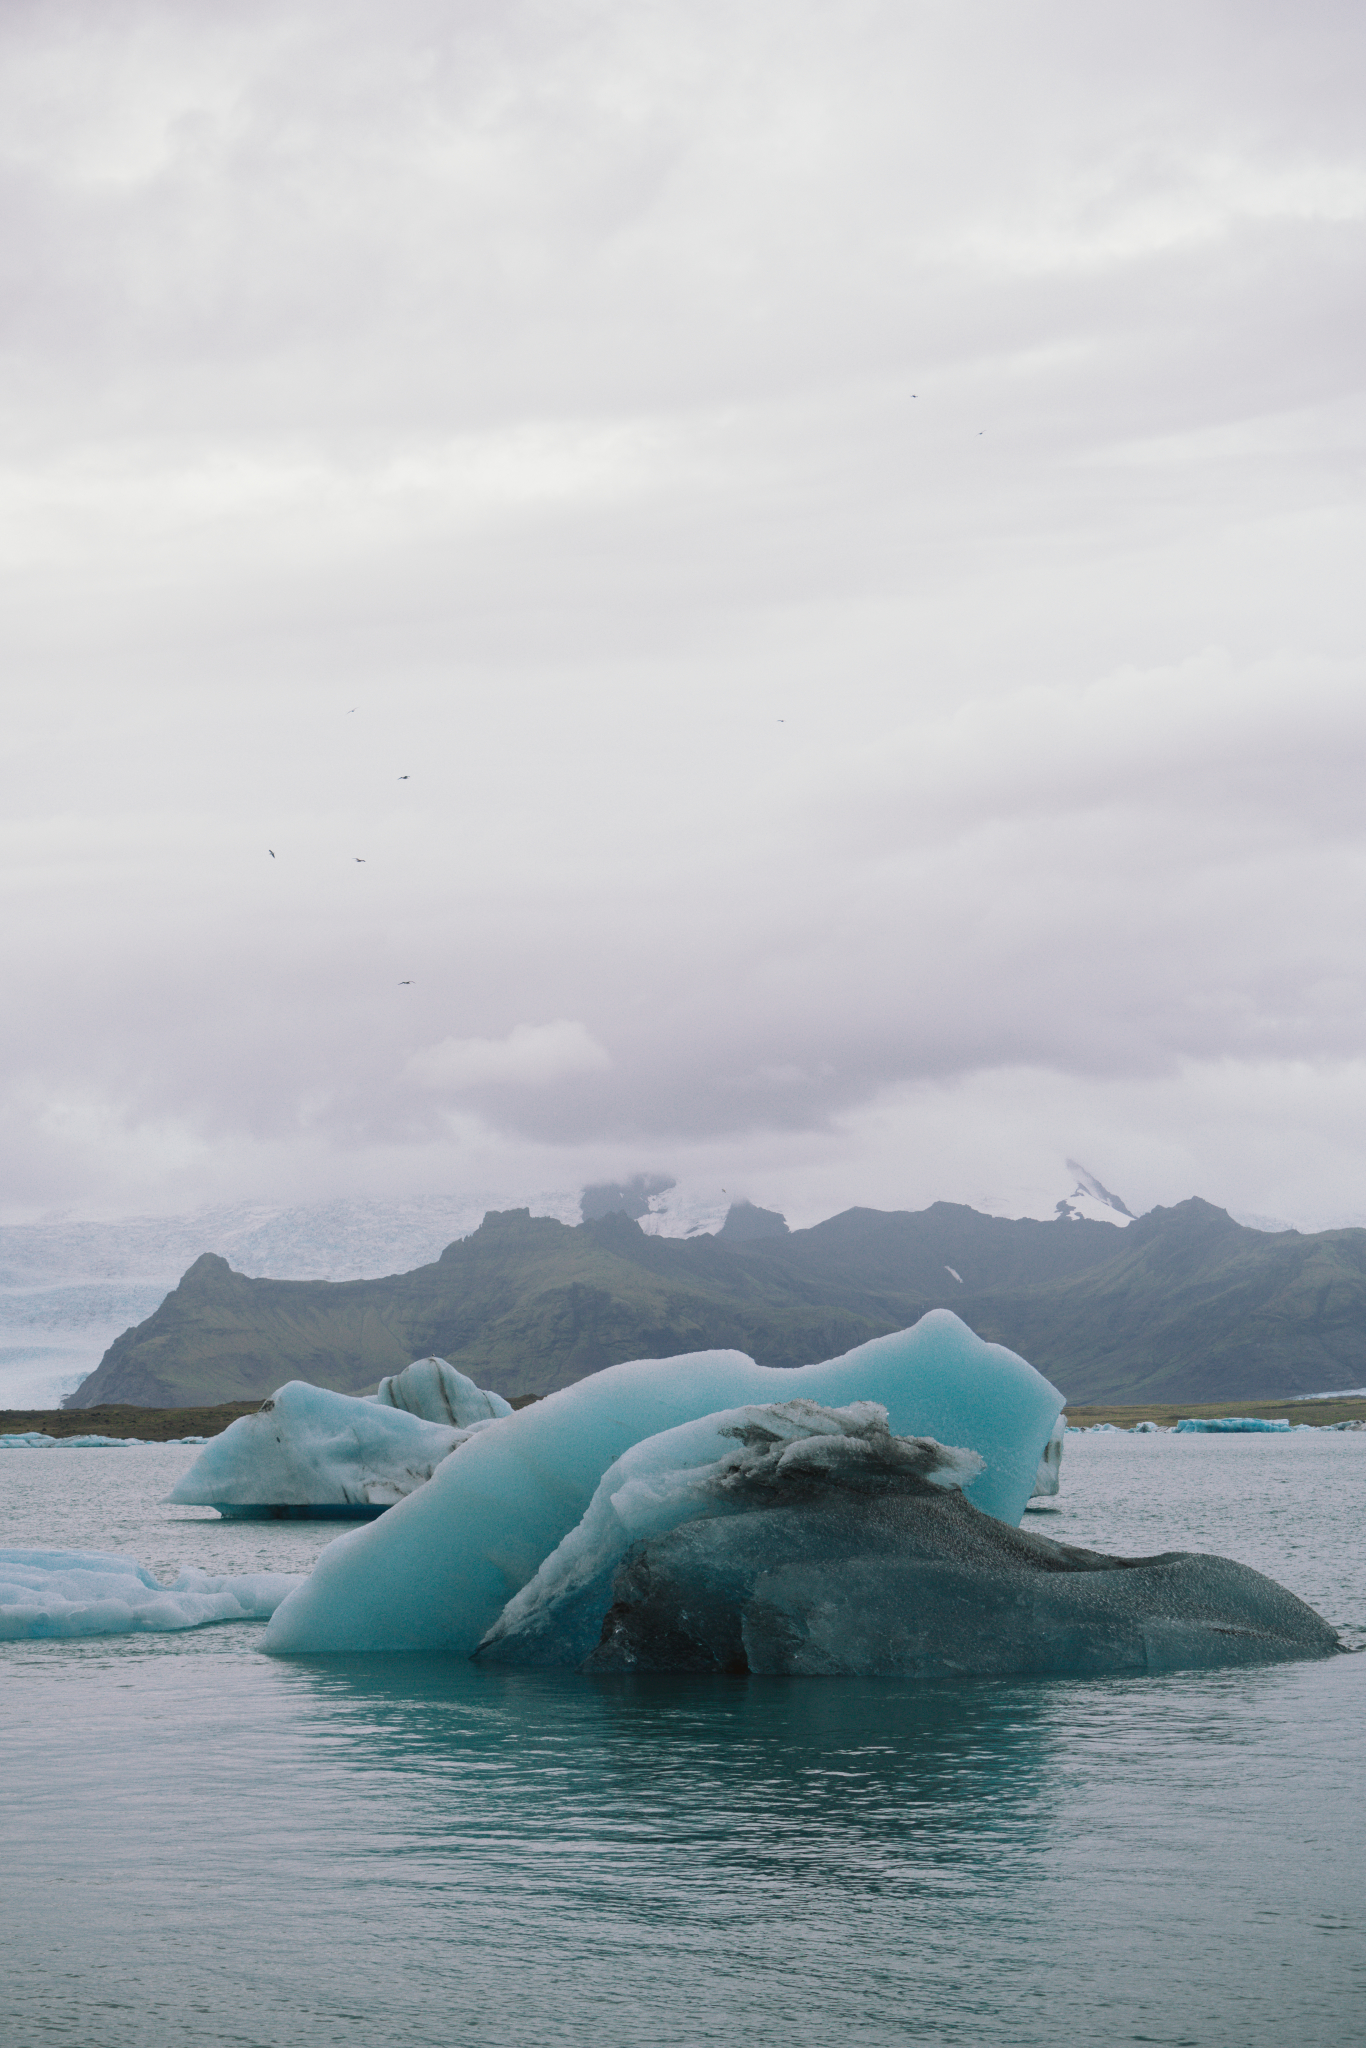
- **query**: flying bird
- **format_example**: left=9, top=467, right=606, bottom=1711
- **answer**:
left=398, top=774, right=409, bottom=780
left=354, top=857, right=366, bottom=863
left=399, top=980, right=412, bottom=985
left=268, top=849, right=275, bottom=858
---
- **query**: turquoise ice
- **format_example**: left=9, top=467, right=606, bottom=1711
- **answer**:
left=264, top=1312, right=1063, bottom=1655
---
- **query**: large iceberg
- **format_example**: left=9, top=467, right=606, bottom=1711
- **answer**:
left=168, top=1379, right=477, bottom=1517
left=264, top=1314, right=1063, bottom=1655
left=483, top=1402, right=1337, bottom=1677
left=0, top=1550, right=302, bottom=1641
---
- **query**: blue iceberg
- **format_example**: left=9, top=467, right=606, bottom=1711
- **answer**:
left=264, top=1313, right=1063, bottom=1655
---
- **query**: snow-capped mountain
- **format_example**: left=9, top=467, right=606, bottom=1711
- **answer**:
left=0, top=1161, right=1141, bottom=1410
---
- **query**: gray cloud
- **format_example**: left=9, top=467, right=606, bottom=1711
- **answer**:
left=3, top=1, right=1366, bottom=1223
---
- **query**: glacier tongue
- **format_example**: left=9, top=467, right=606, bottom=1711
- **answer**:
left=263, top=1312, right=1063, bottom=1655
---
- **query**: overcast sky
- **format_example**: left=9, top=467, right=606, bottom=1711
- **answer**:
left=4, top=0, right=1366, bottom=1228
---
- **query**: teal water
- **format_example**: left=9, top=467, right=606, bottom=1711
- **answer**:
left=2, top=1435, right=1363, bottom=2046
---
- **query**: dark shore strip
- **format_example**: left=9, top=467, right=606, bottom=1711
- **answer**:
left=3, top=1392, right=546, bottom=1439
left=1066, top=1396, right=1366, bottom=1428
left=1, top=1402, right=263, bottom=1440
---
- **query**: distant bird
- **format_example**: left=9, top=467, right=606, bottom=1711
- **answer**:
left=354, top=857, right=366, bottom=863
left=398, top=774, right=409, bottom=780
left=268, top=849, right=275, bottom=858
left=399, top=980, right=412, bottom=985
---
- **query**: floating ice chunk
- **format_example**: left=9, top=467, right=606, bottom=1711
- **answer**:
left=167, top=1380, right=471, bottom=1517
left=265, top=1312, right=1063, bottom=1656
left=557, top=1464, right=1340, bottom=1679
left=478, top=1402, right=983, bottom=1668
left=1132, top=1421, right=1163, bottom=1433
left=369, top=1357, right=512, bottom=1427
left=1030, top=1414, right=1065, bottom=1496
left=1, top=1433, right=138, bottom=1448
left=0, top=1550, right=303, bottom=1640
left=1175, top=1417, right=1290, bottom=1433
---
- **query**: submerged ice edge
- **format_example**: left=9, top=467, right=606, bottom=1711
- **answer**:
left=0, top=1549, right=304, bottom=1641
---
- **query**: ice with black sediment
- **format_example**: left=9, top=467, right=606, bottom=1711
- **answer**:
left=476, top=1401, right=982, bottom=1668
left=574, top=1430, right=1340, bottom=1679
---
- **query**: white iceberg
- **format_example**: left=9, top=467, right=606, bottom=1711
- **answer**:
left=0, top=1549, right=302, bottom=1641
left=369, top=1356, right=513, bottom=1427
left=264, top=1311, right=1064, bottom=1655
left=477, top=1401, right=984, bottom=1668
left=167, top=1379, right=480, bottom=1517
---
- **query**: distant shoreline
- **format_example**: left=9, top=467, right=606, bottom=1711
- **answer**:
left=5, top=1391, right=1366, bottom=1441
left=1064, top=1396, right=1366, bottom=1429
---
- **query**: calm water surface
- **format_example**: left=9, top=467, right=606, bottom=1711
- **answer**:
left=2, top=1434, right=1363, bottom=2046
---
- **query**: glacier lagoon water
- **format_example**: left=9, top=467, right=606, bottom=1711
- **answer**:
left=2, top=1434, right=1363, bottom=2047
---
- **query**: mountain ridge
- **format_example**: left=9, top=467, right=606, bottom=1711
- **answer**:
left=65, top=1196, right=1366, bottom=1409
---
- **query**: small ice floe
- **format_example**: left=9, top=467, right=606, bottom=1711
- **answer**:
left=1176, top=1417, right=1290, bottom=1433
left=0, top=1433, right=211, bottom=1449
left=0, top=1550, right=303, bottom=1641
left=2, top=1433, right=134, bottom=1449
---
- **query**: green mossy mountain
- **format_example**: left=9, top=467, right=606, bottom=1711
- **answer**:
left=65, top=1198, right=1366, bottom=1410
